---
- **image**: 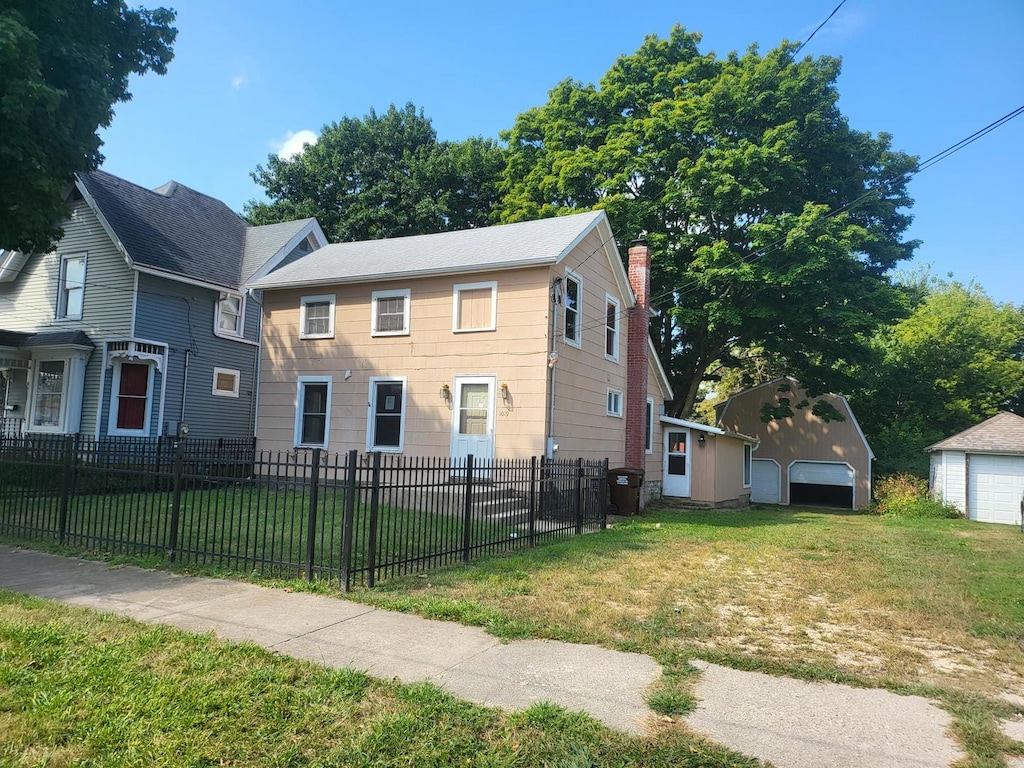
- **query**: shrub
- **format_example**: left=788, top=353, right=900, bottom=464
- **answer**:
left=871, top=473, right=962, bottom=519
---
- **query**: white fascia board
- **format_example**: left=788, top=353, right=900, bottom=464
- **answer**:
left=74, top=175, right=135, bottom=271
left=648, top=338, right=673, bottom=400
left=244, top=219, right=330, bottom=286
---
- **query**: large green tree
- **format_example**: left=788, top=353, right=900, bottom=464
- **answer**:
left=0, top=0, right=176, bottom=254
left=246, top=103, right=505, bottom=241
left=850, top=279, right=1024, bottom=476
left=500, top=26, right=918, bottom=416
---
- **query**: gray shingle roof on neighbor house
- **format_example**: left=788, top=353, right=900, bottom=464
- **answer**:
left=241, top=218, right=317, bottom=283
left=251, top=209, right=608, bottom=289
left=79, top=170, right=249, bottom=289
left=927, top=412, right=1024, bottom=454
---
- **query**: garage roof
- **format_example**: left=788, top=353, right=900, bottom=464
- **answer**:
left=926, top=412, right=1024, bottom=454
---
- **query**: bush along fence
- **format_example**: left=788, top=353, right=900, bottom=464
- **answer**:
left=0, top=434, right=609, bottom=589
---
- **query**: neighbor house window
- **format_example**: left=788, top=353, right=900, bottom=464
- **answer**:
left=57, top=254, right=85, bottom=320
left=607, top=388, right=623, bottom=417
left=367, top=377, right=407, bottom=451
left=32, top=360, right=66, bottom=429
left=108, top=362, right=153, bottom=435
left=295, top=377, right=331, bottom=448
left=743, top=443, right=752, bottom=487
left=564, top=271, right=581, bottom=347
left=215, top=293, right=244, bottom=337
left=645, top=397, right=655, bottom=453
left=453, top=282, right=497, bottom=332
left=300, top=294, right=335, bottom=339
left=605, top=294, right=620, bottom=361
left=212, top=367, right=240, bottom=398
left=372, top=289, right=410, bottom=336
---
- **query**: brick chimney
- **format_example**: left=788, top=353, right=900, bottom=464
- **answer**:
left=625, top=239, right=650, bottom=469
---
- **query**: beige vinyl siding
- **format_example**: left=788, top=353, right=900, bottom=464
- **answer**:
left=547, top=229, right=629, bottom=465
left=258, top=268, right=551, bottom=457
left=719, top=383, right=872, bottom=507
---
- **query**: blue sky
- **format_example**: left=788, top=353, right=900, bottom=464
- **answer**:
left=99, top=0, right=1023, bottom=304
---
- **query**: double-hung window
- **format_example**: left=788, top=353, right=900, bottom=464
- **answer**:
left=57, top=254, right=85, bottom=320
left=295, top=377, right=331, bottom=448
left=372, top=289, right=410, bottom=336
left=216, top=293, right=244, bottom=337
left=605, top=294, right=620, bottom=361
left=564, top=271, right=581, bottom=347
left=367, top=377, right=406, bottom=451
left=300, top=294, right=335, bottom=339
left=32, top=361, right=66, bottom=429
left=607, top=388, right=623, bottom=417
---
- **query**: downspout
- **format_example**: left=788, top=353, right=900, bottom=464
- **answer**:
left=546, top=278, right=563, bottom=459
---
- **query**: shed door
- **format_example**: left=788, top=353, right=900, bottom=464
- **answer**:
left=968, top=454, right=1024, bottom=525
left=663, top=430, right=690, bottom=497
left=789, top=461, right=855, bottom=509
left=751, top=459, right=781, bottom=504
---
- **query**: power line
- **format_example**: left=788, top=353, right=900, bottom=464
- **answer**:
left=793, top=0, right=849, bottom=57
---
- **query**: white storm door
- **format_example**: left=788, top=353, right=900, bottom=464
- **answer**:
left=450, top=376, right=495, bottom=468
left=663, top=429, right=690, bottom=497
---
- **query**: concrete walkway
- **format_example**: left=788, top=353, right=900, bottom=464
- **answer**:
left=0, top=546, right=965, bottom=765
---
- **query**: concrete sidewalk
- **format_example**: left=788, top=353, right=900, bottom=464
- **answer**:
left=0, top=546, right=966, bottom=766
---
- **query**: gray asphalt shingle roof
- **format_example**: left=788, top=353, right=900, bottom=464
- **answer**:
left=79, top=171, right=249, bottom=288
left=927, top=412, right=1024, bottom=454
left=251, top=210, right=607, bottom=289
left=242, top=219, right=316, bottom=283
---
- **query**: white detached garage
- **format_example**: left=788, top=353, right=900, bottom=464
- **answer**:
left=928, top=412, right=1024, bottom=526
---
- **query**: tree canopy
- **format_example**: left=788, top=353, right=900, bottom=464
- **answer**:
left=246, top=103, right=505, bottom=242
left=0, top=0, right=177, bottom=254
left=499, top=25, right=919, bottom=415
left=849, top=278, right=1024, bottom=475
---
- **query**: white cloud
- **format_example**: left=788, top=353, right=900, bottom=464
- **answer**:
left=273, top=129, right=318, bottom=159
left=231, top=75, right=247, bottom=90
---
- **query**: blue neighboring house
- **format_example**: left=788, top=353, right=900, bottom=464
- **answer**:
left=0, top=170, right=326, bottom=440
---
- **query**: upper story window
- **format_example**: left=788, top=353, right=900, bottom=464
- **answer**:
left=564, top=271, right=581, bottom=348
left=372, top=289, right=410, bottom=336
left=605, top=294, right=620, bottom=362
left=57, top=253, right=86, bottom=320
left=453, top=281, right=497, bottom=333
left=215, top=292, right=244, bottom=338
left=300, top=294, right=335, bottom=339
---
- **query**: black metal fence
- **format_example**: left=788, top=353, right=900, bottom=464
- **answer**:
left=0, top=434, right=608, bottom=588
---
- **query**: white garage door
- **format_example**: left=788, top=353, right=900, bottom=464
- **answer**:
left=751, top=460, right=781, bottom=504
left=969, top=454, right=1024, bottom=525
left=790, top=462, right=855, bottom=486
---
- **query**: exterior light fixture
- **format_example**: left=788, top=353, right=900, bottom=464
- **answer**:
left=440, top=383, right=451, bottom=403
left=698, top=433, right=706, bottom=447
left=500, top=382, right=510, bottom=402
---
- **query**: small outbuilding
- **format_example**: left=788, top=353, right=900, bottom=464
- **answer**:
left=659, top=417, right=759, bottom=507
left=927, top=412, right=1024, bottom=525
left=716, top=377, right=874, bottom=509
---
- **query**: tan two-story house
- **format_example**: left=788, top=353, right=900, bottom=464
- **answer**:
left=251, top=210, right=673, bottom=503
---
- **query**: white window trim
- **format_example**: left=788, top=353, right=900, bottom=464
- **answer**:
left=299, top=294, right=336, bottom=340
left=371, top=288, right=411, bottom=336
left=607, top=388, right=623, bottom=418
left=605, top=293, right=620, bottom=362
left=56, top=252, right=87, bottom=321
left=27, top=358, right=70, bottom=433
left=645, top=396, right=655, bottom=454
left=366, top=376, right=408, bottom=453
left=563, top=269, right=582, bottom=348
left=743, top=443, right=753, bottom=488
left=212, top=367, right=240, bottom=398
left=107, top=360, right=155, bottom=437
left=214, top=291, right=245, bottom=339
left=294, top=376, right=332, bottom=449
left=452, top=281, right=497, bottom=333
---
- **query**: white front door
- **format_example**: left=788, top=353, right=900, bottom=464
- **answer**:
left=450, top=376, right=495, bottom=469
left=663, top=429, right=690, bottom=497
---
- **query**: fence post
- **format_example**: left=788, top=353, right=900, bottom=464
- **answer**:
left=366, top=451, right=381, bottom=588
left=461, top=454, right=475, bottom=562
left=528, top=456, right=537, bottom=546
left=340, top=449, right=358, bottom=592
left=304, top=447, right=321, bottom=582
left=167, top=436, right=185, bottom=562
left=600, top=458, right=609, bottom=530
left=56, top=434, right=77, bottom=544
left=574, top=457, right=584, bottom=535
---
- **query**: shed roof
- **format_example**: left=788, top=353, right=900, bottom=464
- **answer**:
left=250, top=210, right=606, bottom=289
left=926, top=412, right=1024, bottom=454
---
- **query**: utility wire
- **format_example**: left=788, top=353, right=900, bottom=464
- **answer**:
left=793, top=0, right=849, bottom=57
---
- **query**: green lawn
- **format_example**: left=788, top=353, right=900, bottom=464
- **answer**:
left=0, top=591, right=755, bottom=768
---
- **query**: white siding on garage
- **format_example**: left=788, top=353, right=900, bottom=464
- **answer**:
left=751, top=459, right=781, bottom=504
left=968, top=454, right=1024, bottom=525
left=930, top=451, right=966, bottom=515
